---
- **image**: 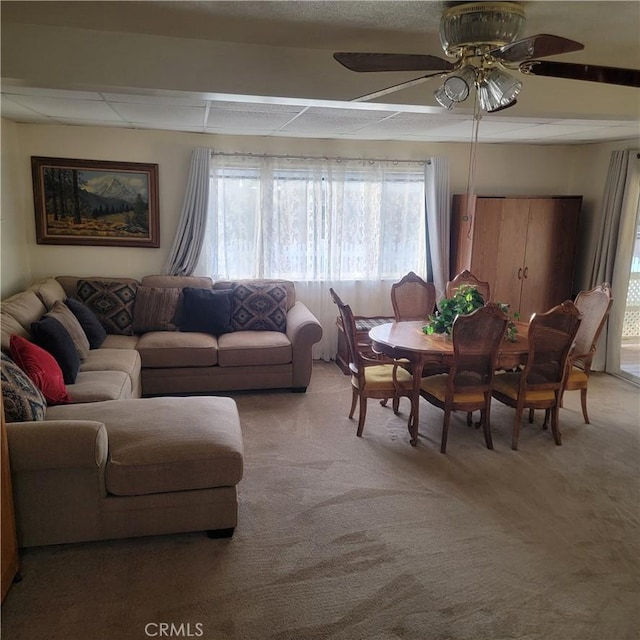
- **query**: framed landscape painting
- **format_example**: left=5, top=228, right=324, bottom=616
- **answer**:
left=31, top=157, right=160, bottom=247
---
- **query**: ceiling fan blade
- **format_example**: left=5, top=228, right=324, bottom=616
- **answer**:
left=520, top=60, right=640, bottom=87
left=334, top=52, right=454, bottom=73
left=351, top=73, right=445, bottom=102
left=491, top=34, right=584, bottom=63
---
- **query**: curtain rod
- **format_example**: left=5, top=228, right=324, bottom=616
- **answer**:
left=210, top=151, right=430, bottom=165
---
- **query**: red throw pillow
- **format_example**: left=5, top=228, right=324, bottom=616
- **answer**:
left=9, top=335, right=72, bottom=405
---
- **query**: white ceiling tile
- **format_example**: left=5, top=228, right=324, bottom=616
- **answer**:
left=2, top=85, right=102, bottom=100
left=5, top=95, right=124, bottom=121
left=102, top=93, right=207, bottom=107
left=110, top=102, right=206, bottom=126
left=206, top=108, right=297, bottom=129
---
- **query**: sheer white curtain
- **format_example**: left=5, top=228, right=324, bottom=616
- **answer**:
left=196, top=153, right=447, bottom=360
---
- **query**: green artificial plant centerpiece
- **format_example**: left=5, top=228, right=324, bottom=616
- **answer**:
left=422, top=284, right=520, bottom=342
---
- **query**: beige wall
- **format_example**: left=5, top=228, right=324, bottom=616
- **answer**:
left=0, top=118, right=636, bottom=298
left=1, top=119, right=32, bottom=296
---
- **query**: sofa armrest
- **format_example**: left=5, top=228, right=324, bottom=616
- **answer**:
left=6, top=420, right=108, bottom=472
left=286, top=301, right=323, bottom=390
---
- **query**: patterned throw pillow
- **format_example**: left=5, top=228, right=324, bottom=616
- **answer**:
left=76, top=280, right=137, bottom=335
left=46, top=300, right=90, bottom=359
left=231, top=283, right=288, bottom=332
left=1, top=352, right=47, bottom=422
left=133, top=286, right=181, bottom=333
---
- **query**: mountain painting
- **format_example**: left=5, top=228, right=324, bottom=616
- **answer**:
left=31, top=157, right=159, bottom=247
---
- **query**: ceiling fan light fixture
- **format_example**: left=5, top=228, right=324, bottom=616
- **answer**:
left=439, top=2, right=526, bottom=55
left=483, top=66, right=522, bottom=106
left=443, top=65, right=477, bottom=102
left=434, top=84, right=456, bottom=109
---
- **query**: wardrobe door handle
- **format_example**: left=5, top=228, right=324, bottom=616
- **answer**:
left=517, top=267, right=523, bottom=280
left=523, top=267, right=529, bottom=279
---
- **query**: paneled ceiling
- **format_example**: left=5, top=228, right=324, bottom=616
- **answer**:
left=2, top=1, right=639, bottom=144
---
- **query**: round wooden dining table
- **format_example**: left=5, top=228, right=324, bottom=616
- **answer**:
left=369, top=320, right=530, bottom=445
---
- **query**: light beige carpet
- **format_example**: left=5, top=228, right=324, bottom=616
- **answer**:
left=2, top=363, right=639, bottom=640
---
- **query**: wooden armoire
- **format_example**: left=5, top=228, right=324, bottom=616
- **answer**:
left=450, top=195, right=581, bottom=322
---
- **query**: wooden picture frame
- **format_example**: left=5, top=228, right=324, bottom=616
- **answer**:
left=31, top=157, right=160, bottom=247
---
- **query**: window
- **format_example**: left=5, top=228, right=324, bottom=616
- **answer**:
left=201, top=155, right=428, bottom=282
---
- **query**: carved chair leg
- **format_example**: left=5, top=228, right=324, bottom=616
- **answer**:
left=542, top=409, right=551, bottom=430
left=356, top=397, right=367, bottom=437
left=512, top=409, right=523, bottom=450
left=440, top=410, right=452, bottom=454
left=349, top=388, right=358, bottom=419
left=551, top=407, right=562, bottom=445
left=528, top=408, right=535, bottom=423
left=380, top=398, right=389, bottom=407
left=481, top=406, right=493, bottom=450
left=580, top=388, right=590, bottom=424
left=392, top=395, right=400, bottom=414
left=466, top=411, right=473, bottom=426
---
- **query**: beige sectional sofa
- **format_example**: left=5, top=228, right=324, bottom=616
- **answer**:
left=0, top=275, right=321, bottom=547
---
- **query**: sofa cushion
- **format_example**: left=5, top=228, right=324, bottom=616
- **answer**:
left=141, top=275, right=213, bottom=289
left=0, top=311, right=28, bottom=353
left=133, top=286, right=181, bottom=333
left=1, top=353, right=47, bottom=422
left=9, top=335, right=71, bottom=405
left=46, top=300, right=90, bottom=359
left=46, top=397, right=244, bottom=496
left=231, top=282, right=288, bottom=332
left=67, top=370, right=132, bottom=403
left=180, top=288, right=233, bottom=334
left=0, top=290, right=47, bottom=332
left=30, top=316, right=81, bottom=385
left=64, top=298, right=107, bottom=349
left=77, top=279, right=138, bottom=335
left=217, top=330, right=292, bottom=367
left=102, top=334, right=140, bottom=350
left=80, top=348, right=141, bottom=388
left=29, top=277, right=67, bottom=311
left=136, top=331, right=218, bottom=368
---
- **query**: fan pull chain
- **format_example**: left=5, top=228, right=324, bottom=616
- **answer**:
left=465, top=90, right=482, bottom=239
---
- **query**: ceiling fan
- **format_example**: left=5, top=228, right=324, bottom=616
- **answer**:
left=334, top=1, right=640, bottom=113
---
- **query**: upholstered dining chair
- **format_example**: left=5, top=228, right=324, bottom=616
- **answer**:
left=419, top=304, right=508, bottom=453
left=391, top=271, right=436, bottom=321
left=446, top=269, right=491, bottom=303
left=330, top=288, right=414, bottom=438
left=492, top=300, right=582, bottom=450
left=562, top=283, right=613, bottom=423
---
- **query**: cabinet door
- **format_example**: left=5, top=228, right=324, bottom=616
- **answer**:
left=520, top=198, right=580, bottom=320
left=470, top=198, right=528, bottom=312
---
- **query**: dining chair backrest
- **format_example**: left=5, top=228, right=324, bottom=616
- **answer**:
left=446, top=269, right=491, bottom=303
left=329, top=288, right=362, bottom=375
left=523, top=300, right=582, bottom=390
left=449, top=303, right=508, bottom=394
left=572, top=283, right=613, bottom=369
left=391, top=271, right=436, bottom=321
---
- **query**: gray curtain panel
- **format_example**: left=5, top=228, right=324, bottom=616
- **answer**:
left=164, top=147, right=211, bottom=276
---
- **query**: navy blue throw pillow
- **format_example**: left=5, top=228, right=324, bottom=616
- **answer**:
left=31, top=316, right=81, bottom=384
left=180, top=288, right=233, bottom=335
left=65, top=297, right=107, bottom=349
